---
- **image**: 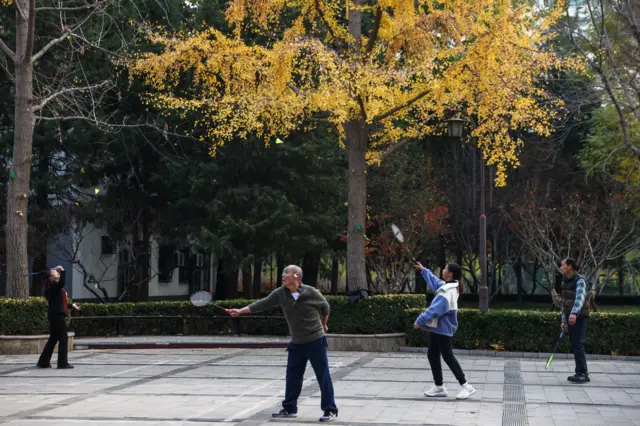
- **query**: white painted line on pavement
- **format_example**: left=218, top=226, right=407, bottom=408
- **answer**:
left=222, top=363, right=345, bottom=422
left=182, top=378, right=279, bottom=425
left=70, top=360, right=170, bottom=386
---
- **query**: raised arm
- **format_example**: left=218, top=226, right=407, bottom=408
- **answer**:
left=49, top=268, right=66, bottom=291
left=415, top=263, right=445, bottom=292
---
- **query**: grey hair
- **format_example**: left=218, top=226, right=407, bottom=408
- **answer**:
left=286, top=264, right=303, bottom=281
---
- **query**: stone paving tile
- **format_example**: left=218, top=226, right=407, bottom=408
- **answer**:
left=0, top=376, right=137, bottom=395
left=0, top=348, right=638, bottom=426
left=3, top=421, right=235, bottom=426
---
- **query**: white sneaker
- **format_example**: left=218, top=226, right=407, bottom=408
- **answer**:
left=456, top=383, right=476, bottom=400
left=424, top=385, right=448, bottom=397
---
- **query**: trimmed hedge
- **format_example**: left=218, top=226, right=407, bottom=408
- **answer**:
left=3, top=296, right=639, bottom=355
left=1, top=295, right=425, bottom=337
left=0, top=297, right=50, bottom=335
left=405, top=308, right=640, bottom=356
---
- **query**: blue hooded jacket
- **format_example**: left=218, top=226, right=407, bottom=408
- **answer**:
left=414, top=268, right=460, bottom=337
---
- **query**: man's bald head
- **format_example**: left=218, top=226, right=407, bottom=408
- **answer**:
left=286, top=265, right=303, bottom=281
left=282, top=265, right=303, bottom=291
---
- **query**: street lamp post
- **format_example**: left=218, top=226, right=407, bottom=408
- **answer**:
left=447, top=117, right=489, bottom=313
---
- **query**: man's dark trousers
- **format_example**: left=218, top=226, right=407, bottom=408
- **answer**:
left=38, top=313, right=68, bottom=367
left=569, top=315, right=588, bottom=375
left=283, top=336, right=338, bottom=415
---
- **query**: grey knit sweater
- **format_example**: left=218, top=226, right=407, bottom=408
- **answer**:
left=248, top=284, right=330, bottom=344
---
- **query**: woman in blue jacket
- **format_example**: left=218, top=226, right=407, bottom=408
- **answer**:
left=414, top=262, right=475, bottom=400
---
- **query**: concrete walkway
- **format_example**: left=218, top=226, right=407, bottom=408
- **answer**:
left=1, top=345, right=639, bottom=425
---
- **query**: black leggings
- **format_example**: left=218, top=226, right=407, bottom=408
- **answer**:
left=427, top=333, right=466, bottom=386
left=38, top=314, right=68, bottom=367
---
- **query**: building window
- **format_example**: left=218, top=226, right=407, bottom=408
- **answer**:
left=158, top=245, right=175, bottom=283
left=101, top=236, right=116, bottom=255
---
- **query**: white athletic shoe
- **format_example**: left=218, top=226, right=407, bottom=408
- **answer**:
left=424, top=385, right=448, bottom=397
left=456, top=383, right=476, bottom=400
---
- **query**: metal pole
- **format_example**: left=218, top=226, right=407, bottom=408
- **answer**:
left=479, top=156, right=489, bottom=312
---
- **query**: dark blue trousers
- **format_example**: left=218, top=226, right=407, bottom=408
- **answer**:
left=283, top=336, right=338, bottom=414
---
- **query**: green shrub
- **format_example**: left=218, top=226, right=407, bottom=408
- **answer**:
left=1, top=294, right=424, bottom=337
left=5, top=295, right=637, bottom=356
left=0, top=297, right=49, bottom=335
left=68, top=299, right=287, bottom=336
left=405, top=308, right=640, bottom=355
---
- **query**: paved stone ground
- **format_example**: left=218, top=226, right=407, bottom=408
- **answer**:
left=1, top=348, right=639, bottom=426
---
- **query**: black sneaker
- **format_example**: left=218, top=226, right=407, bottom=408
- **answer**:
left=57, top=364, right=74, bottom=369
left=319, top=411, right=337, bottom=422
left=272, top=409, right=297, bottom=418
left=36, top=363, right=51, bottom=368
left=567, top=374, right=590, bottom=383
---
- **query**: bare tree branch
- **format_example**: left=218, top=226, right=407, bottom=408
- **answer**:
left=32, top=5, right=99, bottom=63
left=32, top=80, right=112, bottom=111
left=0, top=38, right=16, bottom=62
left=371, top=88, right=430, bottom=123
left=377, top=137, right=413, bottom=163
left=31, top=31, right=71, bottom=63
left=286, top=81, right=301, bottom=95
left=36, top=0, right=108, bottom=12
left=364, top=6, right=383, bottom=59
left=314, top=0, right=336, bottom=40
left=14, top=0, right=27, bottom=20
left=24, top=0, right=36, bottom=65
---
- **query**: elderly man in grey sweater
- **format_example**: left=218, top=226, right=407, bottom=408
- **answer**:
left=229, top=264, right=338, bottom=422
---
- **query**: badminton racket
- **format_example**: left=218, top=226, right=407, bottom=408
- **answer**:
left=545, top=331, right=564, bottom=369
left=189, top=291, right=232, bottom=314
left=391, top=224, right=418, bottom=263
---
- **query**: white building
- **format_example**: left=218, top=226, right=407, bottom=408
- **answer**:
left=45, top=222, right=218, bottom=302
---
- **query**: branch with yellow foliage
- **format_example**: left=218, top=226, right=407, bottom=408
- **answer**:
left=129, top=0, right=577, bottom=291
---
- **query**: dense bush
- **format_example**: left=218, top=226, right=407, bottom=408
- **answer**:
left=1, top=294, right=425, bottom=337
left=3, top=296, right=638, bottom=355
left=0, top=297, right=50, bottom=335
left=405, top=308, right=640, bottom=355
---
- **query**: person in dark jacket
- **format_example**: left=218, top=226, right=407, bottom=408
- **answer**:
left=37, top=266, right=74, bottom=369
left=560, top=258, right=593, bottom=383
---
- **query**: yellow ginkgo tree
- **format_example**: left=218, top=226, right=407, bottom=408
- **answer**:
left=130, top=0, right=573, bottom=291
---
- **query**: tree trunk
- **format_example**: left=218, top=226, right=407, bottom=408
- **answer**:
left=31, top=151, right=51, bottom=297
left=617, top=265, right=625, bottom=296
left=242, top=262, right=252, bottom=299
left=30, top=253, right=47, bottom=297
left=365, top=261, right=373, bottom=290
left=130, top=221, right=150, bottom=302
left=344, top=119, right=368, bottom=292
left=330, top=253, right=339, bottom=295
left=216, top=260, right=228, bottom=299
left=6, top=0, right=36, bottom=299
left=438, top=238, right=446, bottom=269
left=530, top=259, right=539, bottom=295
left=513, top=256, right=523, bottom=303
left=344, top=0, right=367, bottom=293
left=225, top=261, right=239, bottom=299
left=276, top=254, right=285, bottom=288
left=301, top=252, right=320, bottom=287
left=253, top=259, right=262, bottom=298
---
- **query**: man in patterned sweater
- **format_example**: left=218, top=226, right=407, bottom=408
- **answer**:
left=560, top=258, right=592, bottom=384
